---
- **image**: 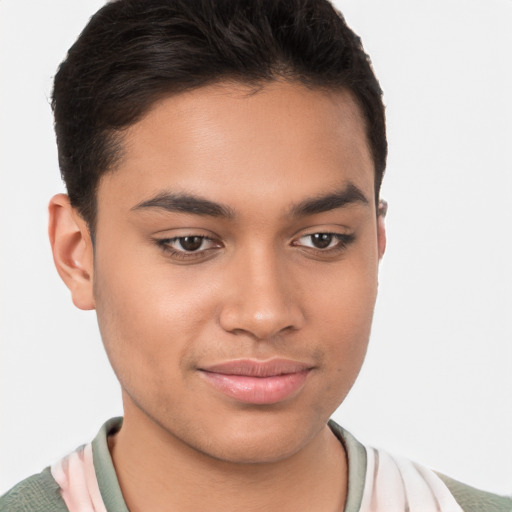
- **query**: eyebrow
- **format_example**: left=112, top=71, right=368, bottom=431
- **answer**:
left=289, top=183, right=369, bottom=217
left=131, top=182, right=369, bottom=219
left=132, top=192, right=235, bottom=218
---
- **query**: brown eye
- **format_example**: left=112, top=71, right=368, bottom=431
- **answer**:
left=179, top=236, right=204, bottom=252
left=310, top=233, right=333, bottom=249
left=293, top=232, right=355, bottom=254
left=156, top=235, right=221, bottom=259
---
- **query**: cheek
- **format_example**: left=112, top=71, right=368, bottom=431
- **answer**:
left=310, top=249, right=378, bottom=334
left=92, top=244, right=218, bottom=383
left=308, top=252, right=378, bottom=389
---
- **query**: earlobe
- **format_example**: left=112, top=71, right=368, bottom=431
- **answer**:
left=377, top=199, right=387, bottom=260
left=48, top=194, right=95, bottom=310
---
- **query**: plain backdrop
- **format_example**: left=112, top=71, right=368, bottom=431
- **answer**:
left=1, top=0, right=511, bottom=496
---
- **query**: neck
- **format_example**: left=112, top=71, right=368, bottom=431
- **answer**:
left=110, top=401, right=347, bottom=512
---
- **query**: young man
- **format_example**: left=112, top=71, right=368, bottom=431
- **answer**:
left=1, top=0, right=510, bottom=511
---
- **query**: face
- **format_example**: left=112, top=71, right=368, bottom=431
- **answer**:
left=89, top=81, right=384, bottom=463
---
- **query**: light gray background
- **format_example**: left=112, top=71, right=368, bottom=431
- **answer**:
left=1, top=0, right=511, bottom=495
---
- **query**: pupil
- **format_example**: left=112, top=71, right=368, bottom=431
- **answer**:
left=180, top=236, right=203, bottom=251
left=312, top=233, right=333, bottom=249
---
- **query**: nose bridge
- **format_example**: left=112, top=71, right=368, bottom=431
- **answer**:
left=219, top=243, right=303, bottom=339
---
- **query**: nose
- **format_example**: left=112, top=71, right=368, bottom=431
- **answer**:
left=219, top=248, right=305, bottom=340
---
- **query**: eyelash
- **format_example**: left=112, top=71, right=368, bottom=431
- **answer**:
left=292, top=232, right=355, bottom=257
left=155, top=236, right=219, bottom=261
left=154, top=232, right=355, bottom=262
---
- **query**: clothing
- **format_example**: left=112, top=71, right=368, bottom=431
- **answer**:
left=1, top=417, right=511, bottom=511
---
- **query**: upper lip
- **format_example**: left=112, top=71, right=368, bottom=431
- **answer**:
left=199, top=359, right=312, bottom=378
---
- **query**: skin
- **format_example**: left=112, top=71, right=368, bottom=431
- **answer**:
left=49, top=81, right=386, bottom=512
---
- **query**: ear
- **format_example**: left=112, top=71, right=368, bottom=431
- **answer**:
left=48, top=194, right=95, bottom=310
left=377, top=199, right=387, bottom=260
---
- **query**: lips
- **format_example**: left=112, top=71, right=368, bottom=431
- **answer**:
left=198, top=359, right=312, bottom=405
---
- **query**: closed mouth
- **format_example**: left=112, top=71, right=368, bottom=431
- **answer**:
left=198, top=359, right=313, bottom=405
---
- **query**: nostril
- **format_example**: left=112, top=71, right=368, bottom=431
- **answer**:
left=219, top=303, right=304, bottom=341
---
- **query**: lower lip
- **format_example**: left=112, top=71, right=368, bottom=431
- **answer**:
left=199, top=370, right=310, bottom=405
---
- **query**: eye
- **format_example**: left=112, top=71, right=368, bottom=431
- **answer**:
left=155, top=235, right=222, bottom=261
left=173, top=236, right=209, bottom=252
left=293, top=232, right=355, bottom=255
left=300, top=233, right=338, bottom=249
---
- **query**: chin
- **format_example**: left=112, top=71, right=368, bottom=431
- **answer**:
left=183, top=410, right=324, bottom=465
left=203, top=435, right=306, bottom=465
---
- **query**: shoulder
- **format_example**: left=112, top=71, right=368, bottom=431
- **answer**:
left=329, top=420, right=512, bottom=512
left=363, top=444, right=512, bottom=512
left=0, top=418, right=124, bottom=512
left=437, top=472, right=512, bottom=512
left=0, top=467, right=68, bottom=512
left=363, top=445, right=512, bottom=512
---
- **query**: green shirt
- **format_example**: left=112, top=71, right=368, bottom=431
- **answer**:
left=1, top=417, right=511, bottom=511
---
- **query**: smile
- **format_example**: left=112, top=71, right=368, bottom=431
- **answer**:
left=198, top=359, right=312, bottom=405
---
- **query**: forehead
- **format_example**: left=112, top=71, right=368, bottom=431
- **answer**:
left=98, top=81, right=375, bottom=216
